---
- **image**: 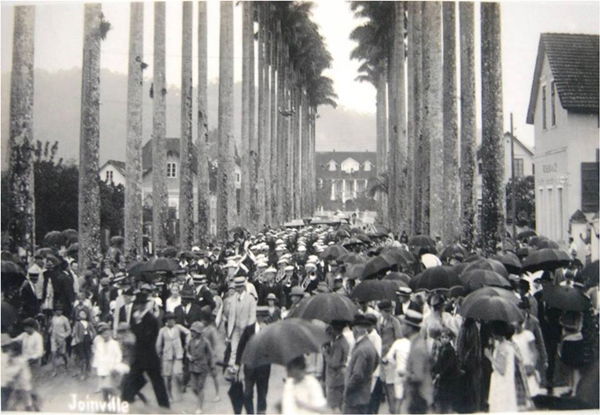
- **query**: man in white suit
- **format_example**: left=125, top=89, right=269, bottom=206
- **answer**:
left=226, top=276, right=257, bottom=370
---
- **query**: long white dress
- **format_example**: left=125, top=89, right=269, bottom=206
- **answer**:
left=488, top=339, right=517, bottom=413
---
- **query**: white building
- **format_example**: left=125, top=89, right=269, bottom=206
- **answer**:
left=526, top=33, right=599, bottom=258
left=98, top=160, right=126, bottom=187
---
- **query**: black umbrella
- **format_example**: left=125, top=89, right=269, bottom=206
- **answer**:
left=381, top=247, right=417, bottom=266
left=228, top=379, right=245, bottom=414
left=338, top=253, right=366, bottom=265
left=464, top=253, right=483, bottom=263
left=383, top=272, right=412, bottom=285
left=127, top=261, right=148, bottom=278
left=230, top=226, right=248, bottom=237
left=460, top=269, right=512, bottom=293
left=522, top=248, right=571, bottom=273
left=287, top=293, right=359, bottom=323
left=352, top=280, right=398, bottom=302
left=347, top=263, right=366, bottom=280
left=459, top=286, right=523, bottom=323
left=542, top=285, right=591, bottom=312
left=241, top=319, right=329, bottom=367
left=144, top=257, right=181, bottom=273
left=409, top=266, right=462, bottom=291
left=342, top=237, right=363, bottom=248
left=408, top=235, right=437, bottom=254
left=517, top=229, right=537, bottom=240
left=161, top=246, right=179, bottom=258
left=464, top=258, right=509, bottom=279
left=320, top=245, right=348, bottom=261
left=493, top=252, right=522, bottom=275
left=440, top=244, right=468, bottom=262
left=579, top=260, right=599, bottom=288
left=536, top=238, right=560, bottom=250
left=361, top=255, right=394, bottom=279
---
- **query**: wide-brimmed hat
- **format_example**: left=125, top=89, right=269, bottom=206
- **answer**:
left=266, top=293, right=279, bottom=303
left=290, top=286, right=305, bottom=297
left=193, top=274, right=208, bottom=284
left=96, top=322, right=110, bottom=334
left=351, top=314, right=372, bottom=327
left=264, top=267, right=277, bottom=274
left=233, top=276, right=246, bottom=288
left=284, top=265, right=294, bottom=272
left=396, top=286, right=412, bottom=295
left=305, top=262, right=317, bottom=270
left=399, top=309, right=423, bottom=328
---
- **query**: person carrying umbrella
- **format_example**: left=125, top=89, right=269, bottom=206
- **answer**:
left=342, top=314, right=379, bottom=414
left=323, top=320, right=350, bottom=412
left=235, top=306, right=272, bottom=414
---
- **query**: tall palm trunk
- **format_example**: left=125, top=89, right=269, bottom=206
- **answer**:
left=217, top=1, right=235, bottom=239
left=8, top=5, right=36, bottom=255
left=275, top=38, right=286, bottom=224
left=387, top=53, right=398, bottom=231
left=293, top=82, right=301, bottom=219
left=152, top=2, right=168, bottom=251
left=124, top=2, right=144, bottom=260
left=422, top=2, right=442, bottom=237
left=459, top=2, right=476, bottom=250
left=406, top=2, right=417, bottom=234
left=310, top=106, right=317, bottom=214
left=480, top=2, right=505, bottom=254
left=179, top=1, right=194, bottom=250
left=375, top=67, right=388, bottom=225
left=269, top=20, right=279, bottom=225
left=241, top=0, right=253, bottom=229
left=262, top=13, right=272, bottom=226
left=301, top=88, right=309, bottom=217
left=442, top=1, right=460, bottom=244
left=78, top=4, right=103, bottom=272
left=257, top=3, right=267, bottom=229
left=394, top=2, right=407, bottom=234
left=197, top=0, right=210, bottom=243
left=411, top=4, right=424, bottom=234
left=250, top=3, right=259, bottom=228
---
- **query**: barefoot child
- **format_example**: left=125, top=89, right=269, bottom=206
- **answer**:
left=49, top=305, right=71, bottom=377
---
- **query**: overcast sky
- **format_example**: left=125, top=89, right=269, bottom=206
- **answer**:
left=1, top=0, right=599, bottom=149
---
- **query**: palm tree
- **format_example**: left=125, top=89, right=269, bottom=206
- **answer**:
left=124, top=2, right=144, bottom=260
left=152, top=1, right=168, bottom=251
left=269, top=9, right=278, bottom=225
left=257, top=2, right=268, bottom=229
left=217, top=1, right=235, bottom=239
left=480, top=2, right=505, bottom=254
left=7, top=5, right=36, bottom=255
left=197, top=0, right=210, bottom=243
left=241, top=0, right=253, bottom=229
left=79, top=4, right=108, bottom=271
left=442, top=1, right=460, bottom=244
left=422, top=2, right=443, bottom=237
left=179, top=1, right=194, bottom=250
left=393, top=1, right=407, bottom=235
left=459, top=2, right=476, bottom=250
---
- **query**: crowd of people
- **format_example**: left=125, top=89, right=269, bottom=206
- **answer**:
left=1, top=222, right=598, bottom=414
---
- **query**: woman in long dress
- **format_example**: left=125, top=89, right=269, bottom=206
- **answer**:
left=488, top=321, right=532, bottom=412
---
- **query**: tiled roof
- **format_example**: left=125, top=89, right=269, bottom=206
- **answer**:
left=142, top=138, right=198, bottom=176
left=316, top=151, right=376, bottom=166
left=527, top=33, right=599, bottom=124
left=100, top=160, right=126, bottom=176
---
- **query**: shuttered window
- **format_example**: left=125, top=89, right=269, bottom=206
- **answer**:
left=581, top=162, right=599, bottom=212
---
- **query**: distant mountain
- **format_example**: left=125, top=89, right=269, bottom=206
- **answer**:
left=1, top=68, right=375, bottom=167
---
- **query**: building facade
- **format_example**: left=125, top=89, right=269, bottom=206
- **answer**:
left=99, top=160, right=126, bottom=187
left=526, top=33, right=599, bottom=258
left=315, top=151, right=377, bottom=217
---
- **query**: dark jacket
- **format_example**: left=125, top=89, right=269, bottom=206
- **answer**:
left=131, top=311, right=161, bottom=370
left=174, top=302, right=205, bottom=328
left=236, top=323, right=260, bottom=366
left=344, top=335, right=378, bottom=406
left=19, top=279, right=39, bottom=319
left=195, top=285, right=216, bottom=311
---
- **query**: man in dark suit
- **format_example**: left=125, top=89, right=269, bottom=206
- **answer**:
left=19, top=266, right=41, bottom=320
left=173, top=288, right=204, bottom=327
left=121, top=294, right=170, bottom=408
left=343, top=314, right=379, bottom=414
left=192, top=273, right=216, bottom=315
left=236, top=307, right=271, bottom=414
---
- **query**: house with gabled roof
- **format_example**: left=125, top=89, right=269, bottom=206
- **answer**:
left=526, top=33, right=599, bottom=257
left=99, top=160, right=126, bottom=187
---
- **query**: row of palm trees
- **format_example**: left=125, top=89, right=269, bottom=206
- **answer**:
left=6, top=2, right=336, bottom=269
left=352, top=1, right=504, bottom=254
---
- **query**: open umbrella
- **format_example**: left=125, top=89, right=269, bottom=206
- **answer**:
left=127, top=261, right=148, bottom=278
left=408, top=235, right=436, bottom=254
left=382, top=247, right=417, bottom=264
left=463, top=258, right=509, bottom=279
left=535, top=238, right=560, bottom=250
left=383, top=272, right=412, bottom=285
left=579, top=260, right=599, bottom=288
left=241, top=318, right=329, bottom=368
left=230, top=226, right=248, bottom=237
left=34, top=247, right=55, bottom=258
left=459, top=286, right=522, bottom=323
left=287, top=293, right=359, bottom=323
left=361, top=255, right=394, bottom=279
left=320, top=245, right=348, bottom=261
left=493, top=252, right=522, bottom=275
left=144, top=257, right=180, bottom=273
left=522, top=248, right=571, bottom=273
left=409, top=266, right=462, bottom=291
left=542, top=285, right=591, bottom=312
left=440, top=244, right=468, bottom=262
left=464, top=253, right=483, bottom=263
left=352, top=280, right=398, bottom=302
left=338, top=253, right=366, bottom=265
left=334, top=229, right=351, bottom=240
left=460, top=269, right=512, bottom=293
left=347, top=263, right=366, bottom=280
left=517, top=229, right=537, bottom=240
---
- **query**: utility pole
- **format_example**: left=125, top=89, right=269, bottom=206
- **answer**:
left=510, top=112, right=516, bottom=242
